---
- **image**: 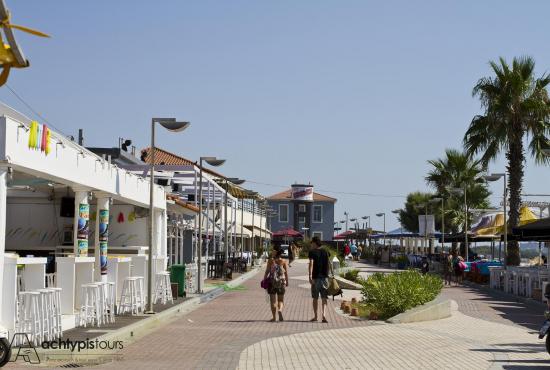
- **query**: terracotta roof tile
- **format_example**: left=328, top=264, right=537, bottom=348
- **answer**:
left=141, top=147, right=225, bottom=178
left=267, top=189, right=337, bottom=202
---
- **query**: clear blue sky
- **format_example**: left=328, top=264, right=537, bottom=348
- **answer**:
left=3, top=0, right=550, bottom=231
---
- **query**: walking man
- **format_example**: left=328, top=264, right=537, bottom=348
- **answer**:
left=308, top=236, right=330, bottom=323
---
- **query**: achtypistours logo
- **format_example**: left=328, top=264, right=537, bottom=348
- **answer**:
left=0, top=334, right=124, bottom=367
left=41, top=338, right=124, bottom=352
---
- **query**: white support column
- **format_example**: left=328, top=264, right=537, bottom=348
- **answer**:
left=73, top=188, right=90, bottom=256
left=0, top=169, right=7, bottom=321
left=94, top=194, right=110, bottom=282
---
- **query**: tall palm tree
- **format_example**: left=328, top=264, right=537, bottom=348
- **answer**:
left=464, top=56, right=550, bottom=265
left=425, top=149, right=491, bottom=256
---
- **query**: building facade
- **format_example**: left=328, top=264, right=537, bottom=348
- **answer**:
left=267, top=184, right=336, bottom=242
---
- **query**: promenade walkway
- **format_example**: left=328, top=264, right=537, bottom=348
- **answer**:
left=6, top=259, right=550, bottom=369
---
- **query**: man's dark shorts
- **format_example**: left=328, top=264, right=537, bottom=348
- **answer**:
left=311, top=277, right=328, bottom=299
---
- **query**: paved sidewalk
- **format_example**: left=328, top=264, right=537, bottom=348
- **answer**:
left=8, top=259, right=550, bottom=369
left=237, top=310, right=549, bottom=369
left=91, top=259, right=367, bottom=370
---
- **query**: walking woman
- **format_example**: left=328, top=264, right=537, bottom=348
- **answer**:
left=452, top=251, right=464, bottom=286
left=264, top=249, right=289, bottom=322
left=288, top=242, right=297, bottom=267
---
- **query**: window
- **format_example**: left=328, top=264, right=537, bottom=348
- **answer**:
left=278, top=204, right=289, bottom=223
left=312, top=231, right=323, bottom=241
left=313, top=205, right=323, bottom=223
left=299, top=204, right=306, bottom=212
left=299, top=216, right=306, bottom=224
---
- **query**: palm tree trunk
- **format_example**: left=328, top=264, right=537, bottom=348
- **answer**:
left=506, top=128, right=524, bottom=266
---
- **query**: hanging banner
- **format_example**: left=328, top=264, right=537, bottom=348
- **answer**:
left=77, top=239, right=88, bottom=256
left=27, top=120, right=51, bottom=155
left=99, top=242, right=108, bottom=274
left=77, top=204, right=89, bottom=239
left=99, top=209, right=109, bottom=275
left=76, top=203, right=89, bottom=256
left=418, top=215, right=435, bottom=236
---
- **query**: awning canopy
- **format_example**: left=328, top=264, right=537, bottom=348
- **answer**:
left=472, top=206, right=539, bottom=237
left=235, top=225, right=252, bottom=238
left=513, top=217, right=550, bottom=241
left=213, top=178, right=265, bottom=200
left=244, top=225, right=272, bottom=237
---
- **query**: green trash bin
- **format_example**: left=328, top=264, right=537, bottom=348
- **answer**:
left=169, top=264, right=186, bottom=297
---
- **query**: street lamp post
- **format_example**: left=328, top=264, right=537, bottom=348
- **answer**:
left=484, top=173, right=507, bottom=267
left=362, top=215, right=370, bottom=248
left=376, top=213, right=386, bottom=262
left=197, top=157, right=225, bottom=293
left=147, top=118, right=190, bottom=314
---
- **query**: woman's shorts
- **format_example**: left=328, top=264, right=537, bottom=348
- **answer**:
left=268, top=286, right=285, bottom=295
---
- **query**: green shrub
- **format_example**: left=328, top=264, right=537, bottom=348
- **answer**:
left=361, top=270, right=443, bottom=319
left=341, top=269, right=360, bottom=282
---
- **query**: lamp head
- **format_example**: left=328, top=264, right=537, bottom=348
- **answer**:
left=362, top=216, right=369, bottom=220
left=391, top=209, right=400, bottom=214
left=227, top=177, right=245, bottom=185
left=483, top=173, right=504, bottom=182
left=154, top=118, right=190, bottom=132
left=350, top=218, right=357, bottom=222
left=202, top=157, right=225, bottom=167
left=376, top=213, right=385, bottom=217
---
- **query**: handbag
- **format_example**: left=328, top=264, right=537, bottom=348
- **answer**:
left=327, top=262, right=343, bottom=300
left=260, top=277, right=270, bottom=290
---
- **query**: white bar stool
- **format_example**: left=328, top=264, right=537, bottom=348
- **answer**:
left=154, top=272, right=173, bottom=305
left=49, top=287, right=63, bottom=339
left=37, top=289, right=55, bottom=341
left=17, top=291, right=42, bottom=346
left=134, top=276, right=145, bottom=312
left=119, top=277, right=140, bottom=315
left=80, top=283, right=101, bottom=327
left=96, top=282, right=116, bottom=324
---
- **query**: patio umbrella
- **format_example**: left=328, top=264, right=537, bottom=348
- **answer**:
left=272, top=227, right=303, bottom=238
left=333, top=230, right=354, bottom=240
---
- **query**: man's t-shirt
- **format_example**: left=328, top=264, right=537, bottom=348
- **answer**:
left=350, top=244, right=358, bottom=254
left=309, top=248, right=329, bottom=279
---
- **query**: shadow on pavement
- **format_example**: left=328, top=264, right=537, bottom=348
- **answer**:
left=443, top=285, right=545, bottom=331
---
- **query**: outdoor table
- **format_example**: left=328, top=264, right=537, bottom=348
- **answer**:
left=1, top=254, right=47, bottom=332
left=56, top=256, right=95, bottom=315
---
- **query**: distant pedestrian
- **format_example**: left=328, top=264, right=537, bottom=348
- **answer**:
left=444, top=253, right=453, bottom=286
left=357, top=244, right=363, bottom=260
left=452, top=252, right=465, bottom=286
left=350, top=243, right=358, bottom=261
left=344, top=243, right=351, bottom=259
left=264, top=249, right=288, bottom=322
left=421, top=256, right=429, bottom=275
left=308, top=236, right=330, bottom=323
left=288, top=242, right=297, bottom=267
